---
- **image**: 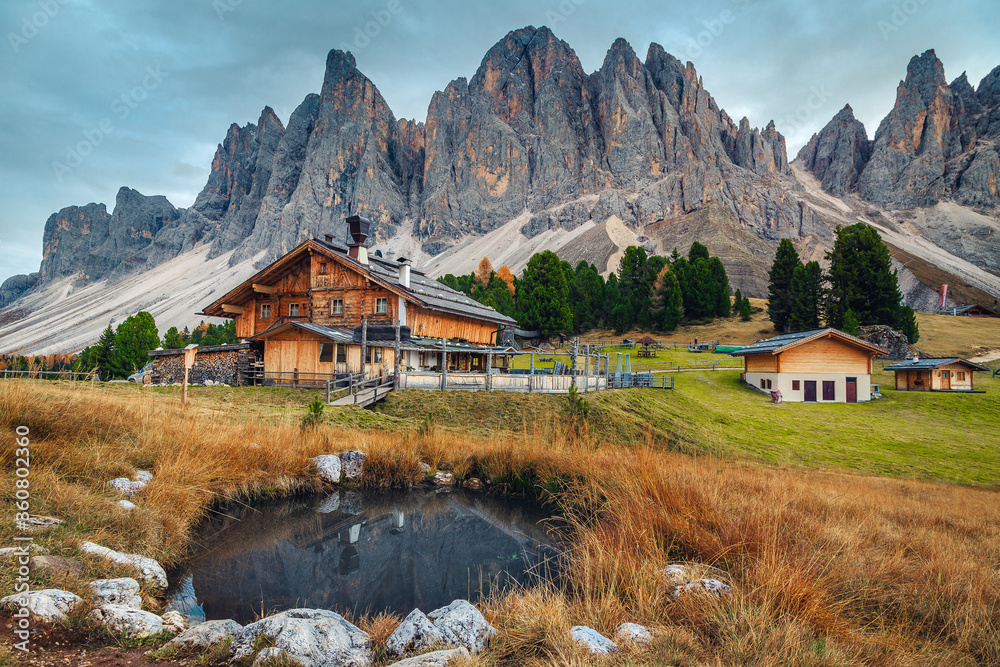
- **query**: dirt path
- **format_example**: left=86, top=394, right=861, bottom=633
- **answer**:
left=969, top=350, right=1000, bottom=363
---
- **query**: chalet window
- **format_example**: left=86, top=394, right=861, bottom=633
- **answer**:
left=792, top=380, right=800, bottom=390
left=760, top=379, right=766, bottom=389
left=320, top=262, right=328, bottom=274
left=331, top=299, right=344, bottom=316
left=766, top=379, right=772, bottom=389
left=319, top=343, right=333, bottom=363
left=370, top=347, right=383, bottom=363
left=376, top=297, right=388, bottom=314
left=289, top=303, right=300, bottom=317
left=336, top=344, right=346, bottom=364
left=260, top=303, right=271, bottom=320
left=822, top=381, right=835, bottom=401
left=957, top=371, right=966, bottom=381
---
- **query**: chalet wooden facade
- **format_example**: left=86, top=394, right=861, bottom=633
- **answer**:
left=199, top=216, right=517, bottom=385
left=884, top=358, right=987, bottom=392
left=732, top=328, right=888, bottom=403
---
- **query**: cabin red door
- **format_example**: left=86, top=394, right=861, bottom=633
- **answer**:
left=846, top=377, right=857, bottom=403
left=804, top=381, right=817, bottom=402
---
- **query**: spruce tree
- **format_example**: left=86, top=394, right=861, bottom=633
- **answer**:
left=516, top=250, right=573, bottom=337
left=789, top=261, right=823, bottom=331
left=655, top=268, right=683, bottom=332
left=767, top=238, right=800, bottom=332
left=688, top=241, right=710, bottom=263
left=739, top=294, right=752, bottom=321
left=825, top=223, right=906, bottom=330
left=897, top=305, right=920, bottom=344
left=163, top=326, right=185, bottom=349
left=108, top=312, right=159, bottom=379
left=707, top=257, right=731, bottom=317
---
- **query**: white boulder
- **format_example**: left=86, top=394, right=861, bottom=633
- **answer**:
left=229, top=608, right=372, bottom=667
left=88, top=578, right=142, bottom=610
left=387, top=648, right=471, bottom=666
left=663, top=563, right=732, bottom=598
left=614, top=622, right=653, bottom=644
left=385, top=609, right=443, bottom=657
left=108, top=470, right=153, bottom=497
left=118, top=500, right=137, bottom=510
left=427, top=600, right=495, bottom=654
left=89, top=604, right=164, bottom=638
left=340, top=451, right=366, bottom=479
left=0, top=589, right=82, bottom=623
left=432, top=472, right=455, bottom=486
left=311, top=456, right=343, bottom=484
left=161, top=610, right=188, bottom=635
left=78, top=542, right=168, bottom=589
left=164, top=618, right=243, bottom=651
left=570, top=626, right=618, bottom=654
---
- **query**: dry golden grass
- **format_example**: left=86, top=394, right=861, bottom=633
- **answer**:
left=1, top=379, right=999, bottom=666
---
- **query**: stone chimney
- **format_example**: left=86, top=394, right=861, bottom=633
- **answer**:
left=346, top=215, right=370, bottom=265
left=397, top=256, right=411, bottom=288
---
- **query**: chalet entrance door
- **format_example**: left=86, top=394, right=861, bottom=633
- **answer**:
left=804, top=380, right=817, bottom=402
left=941, top=370, right=951, bottom=390
left=846, top=377, right=857, bottom=403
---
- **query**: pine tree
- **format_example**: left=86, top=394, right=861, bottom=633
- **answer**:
left=842, top=308, right=860, bottom=335
left=789, top=261, right=823, bottom=331
left=655, top=268, right=683, bottom=332
left=767, top=238, right=800, bottom=332
left=897, top=305, right=920, bottom=344
left=108, top=312, right=159, bottom=379
left=688, top=241, right=710, bottom=263
left=738, top=293, right=752, bottom=321
left=570, top=262, right=605, bottom=333
left=707, top=257, right=731, bottom=317
left=495, top=266, right=516, bottom=295
left=615, top=246, right=649, bottom=332
left=516, top=251, right=573, bottom=337
left=825, top=223, right=906, bottom=330
left=163, top=326, right=184, bottom=349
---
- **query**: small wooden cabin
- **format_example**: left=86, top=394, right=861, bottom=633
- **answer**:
left=199, top=216, right=517, bottom=385
left=731, top=328, right=888, bottom=403
left=948, top=304, right=998, bottom=318
left=883, top=358, right=987, bottom=392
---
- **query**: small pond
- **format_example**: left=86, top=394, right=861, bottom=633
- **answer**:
left=165, top=488, right=558, bottom=624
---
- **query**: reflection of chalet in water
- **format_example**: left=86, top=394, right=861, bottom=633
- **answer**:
left=199, top=216, right=516, bottom=385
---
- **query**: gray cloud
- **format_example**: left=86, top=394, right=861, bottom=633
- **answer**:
left=1, top=0, right=997, bottom=281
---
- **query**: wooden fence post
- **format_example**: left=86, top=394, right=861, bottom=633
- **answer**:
left=441, top=339, right=448, bottom=391
left=529, top=353, right=535, bottom=393
left=361, top=317, right=368, bottom=380
left=583, top=352, right=589, bottom=393
left=486, top=351, right=493, bottom=392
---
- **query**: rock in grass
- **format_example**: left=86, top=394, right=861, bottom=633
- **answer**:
left=570, top=626, right=618, bottom=654
left=229, top=609, right=371, bottom=667
left=672, top=579, right=731, bottom=597
left=427, top=600, right=495, bottom=654
left=29, top=555, right=85, bottom=578
left=387, top=647, right=471, bottom=666
left=385, top=609, right=443, bottom=657
left=161, top=610, right=188, bottom=636
left=118, top=499, right=137, bottom=510
left=19, top=515, right=63, bottom=531
left=164, top=619, right=242, bottom=651
left=340, top=450, right=366, bottom=479
left=0, top=589, right=82, bottom=623
left=432, top=472, right=455, bottom=486
left=89, top=578, right=142, bottom=610
left=614, top=622, right=653, bottom=644
left=78, top=542, right=168, bottom=589
left=89, top=604, right=164, bottom=638
left=312, top=455, right=343, bottom=484
left=108, top=470, right=154, bottom=497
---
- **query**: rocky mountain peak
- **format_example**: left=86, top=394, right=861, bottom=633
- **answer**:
left=796, top=102, right=871, bottom=197
left=903, top=49, right=949, bottom=104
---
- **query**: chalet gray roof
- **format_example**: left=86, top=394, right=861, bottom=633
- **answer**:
left=884, top=358, right=989, bottom=371
left=730, top=328, right=887, bottom=356
left=249, top=321, right=355, bottom=343
left=316, top=239, right=517, bottom=327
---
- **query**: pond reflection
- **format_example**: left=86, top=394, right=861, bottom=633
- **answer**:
left=166, top=489, right=558, bottom=624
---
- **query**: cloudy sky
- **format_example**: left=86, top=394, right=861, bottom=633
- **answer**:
left=1, top=0, right=998, bottom=281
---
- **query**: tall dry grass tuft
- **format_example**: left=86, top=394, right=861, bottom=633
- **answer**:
left=2, top=379, right=999, bottom=665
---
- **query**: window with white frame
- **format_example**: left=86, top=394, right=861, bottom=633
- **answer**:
left=375, top=297, right=388, bottom=314
left=331, top=299, right=344, bottom=316
left=260, top=303, right=271, bottom=319
left=289, top=303, right=300, bottom=317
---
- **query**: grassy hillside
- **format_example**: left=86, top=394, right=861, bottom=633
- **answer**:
left=572, top=299, right=1000, bottom=358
